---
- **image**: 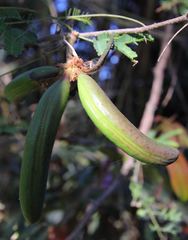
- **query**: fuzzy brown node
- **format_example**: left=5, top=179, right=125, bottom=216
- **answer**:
left=58, top=57, right=88, bottom=82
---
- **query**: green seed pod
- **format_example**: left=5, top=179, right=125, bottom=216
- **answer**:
left=77, top=73, right=179, bottom=165
left=4, top=66, right=59, bottom=102
left=19, top=78, right=70, bottom=223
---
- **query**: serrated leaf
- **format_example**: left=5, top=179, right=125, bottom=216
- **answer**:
left=115, top=41, right=137, bottom=61
left=114, top=34, right=138, bottom=61
left=4, top=28, right=37, bottom=56
left=142, top=33, right=154, bottom=42
left=93, top=33, right=111, bottom=56
left=115, top=34, right=139, bottom=45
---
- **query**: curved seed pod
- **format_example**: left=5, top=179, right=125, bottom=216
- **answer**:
left=4, top=66, right=59, bottom=102
left=77, top=73, right=179, bottom=165
left=19, top=78, right=70, bottom=223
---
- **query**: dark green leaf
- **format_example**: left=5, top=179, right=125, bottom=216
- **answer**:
left=4, top=28, right=37, bottom=56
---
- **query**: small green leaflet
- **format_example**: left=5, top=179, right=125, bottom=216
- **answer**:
left=114, top=34, right=153, bottom=62
left=93, top=33, right=111, bottom=56
left=4, top=28, right=37, bottom=57
left=114, top=34, right=138, bottom=61
left=115, top=34, right=140, bottom=45
left=66, top=8, right=91, bottom=25
left=93, top=33, right=154, bottom=62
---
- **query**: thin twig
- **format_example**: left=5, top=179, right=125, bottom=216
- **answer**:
left=65, top=178, right=120, bottom=240
left=67, top=13, right=146, bottom=27
left=63, top=38, right=78, bottom=57
left=79, top=13, right=188, bottom=38
left=158, top=23, right=188, bottom=62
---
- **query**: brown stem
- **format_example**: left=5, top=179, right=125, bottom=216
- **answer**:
left=79, top=13, right=187, bottom=38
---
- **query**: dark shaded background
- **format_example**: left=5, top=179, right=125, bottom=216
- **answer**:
left=0, top=0, right=188, bottom=239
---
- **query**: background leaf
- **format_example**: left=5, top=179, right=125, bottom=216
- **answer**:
left=0, top=8, right=22, bottom=21
left=157, top=117, right=188, bottom=148
left=167, top=153, right=188, bottom=202
left=4, top=28, right=37, bottom=56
